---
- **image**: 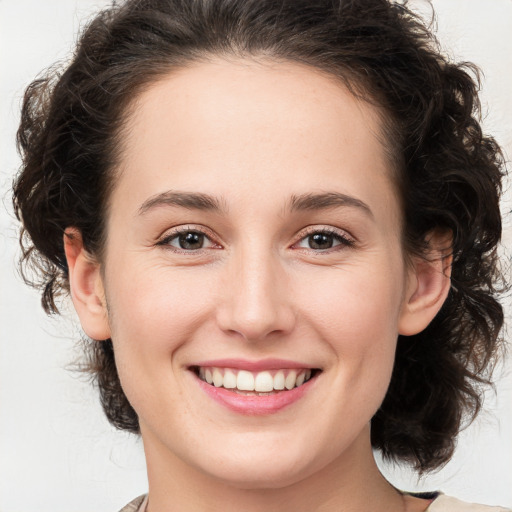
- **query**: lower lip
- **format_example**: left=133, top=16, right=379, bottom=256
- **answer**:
left=195, top=373, right=318, bottom=415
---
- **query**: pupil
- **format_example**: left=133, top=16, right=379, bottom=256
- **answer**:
left=309, top=233, right=333, bottom=250
left=179, top=232, right=203, bottom=250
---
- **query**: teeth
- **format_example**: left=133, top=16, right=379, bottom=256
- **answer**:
left=274, top=370, right=285, bottom=390
left=197, top=367, right=315, bottom=392
left=237, top=370, right=255, bottom=391
left=223, top=369, right=237, bottom=389
left=212, top=368, right=223, bottom=387
left=254, top=371, right=274, bottom=392
left=285, top=370, right=297, bottom=390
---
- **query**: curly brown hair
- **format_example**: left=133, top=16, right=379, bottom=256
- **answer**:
left=12, top=0, right=506, bottom=473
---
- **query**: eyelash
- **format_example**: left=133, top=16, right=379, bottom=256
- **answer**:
left=156, top=225, right=355, bottom=253
left=294, top=226, right=355, bottom=252
left=156, top=226, right=220, bottom=253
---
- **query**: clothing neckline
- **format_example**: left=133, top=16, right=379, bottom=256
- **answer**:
left=127, top=492, right=441, bottom=512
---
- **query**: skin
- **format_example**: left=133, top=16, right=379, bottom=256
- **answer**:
left=65, top=58, right=451, bottom=512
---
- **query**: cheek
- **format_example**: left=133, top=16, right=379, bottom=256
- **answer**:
left=103, top=263, right=220, bottom=425
left=300, top=262, right=404, bottom=343
left=104, top=262, right=216, bottom=379
left=297, top=262, right=404, bottom=395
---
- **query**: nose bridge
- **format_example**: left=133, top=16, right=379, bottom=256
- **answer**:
left=217, top=242, right=295, bottom=341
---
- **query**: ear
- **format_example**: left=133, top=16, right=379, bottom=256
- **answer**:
left=63, top=228, right=111, bottom=341
left=398, top=230, right=452, bottom=336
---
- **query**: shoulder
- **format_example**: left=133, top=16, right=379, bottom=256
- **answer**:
left=428, top=495, right=512, bottom=512
left=116, top=493, right=512, bottom=512
left=118, top=494, right=148, bottom=512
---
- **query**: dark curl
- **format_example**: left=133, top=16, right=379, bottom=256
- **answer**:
left=12, top=0, right=506, bottom=472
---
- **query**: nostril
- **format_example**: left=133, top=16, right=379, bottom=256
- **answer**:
left=215, top=285, right=296, bottom=341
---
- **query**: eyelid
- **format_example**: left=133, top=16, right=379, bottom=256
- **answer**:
left=291, top=225, right=356, bottom=250
left=156, top=225, right=222, bottom=250
left=155, top=224, right=355, bottom=253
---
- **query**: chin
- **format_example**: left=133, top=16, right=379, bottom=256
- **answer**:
left=208, top=465, right=309, bottom=491
left=196, top=446, right=322, bottom=490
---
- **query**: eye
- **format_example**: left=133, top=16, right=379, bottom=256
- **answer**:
left=158, top=228, right=217, bottom=251
left=295, top=229, right=354, bottom=251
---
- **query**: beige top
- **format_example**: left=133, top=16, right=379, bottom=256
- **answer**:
left=119, top=494, right=147, bottom=512
left=119, top=494, right=512, bottom=512
left=428, top=496, right=511, bottom=512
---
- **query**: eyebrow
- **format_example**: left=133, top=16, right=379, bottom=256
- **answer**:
left=138, top=190, right=373, bottom=218
left=138, top=191, right=227, bottom=215
left=287, top=192, right=373, bottom=218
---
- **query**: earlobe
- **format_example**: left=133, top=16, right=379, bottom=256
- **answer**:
left=398, top=230, right=453, bottom=336
left=63, top=228, right=111, bottom=340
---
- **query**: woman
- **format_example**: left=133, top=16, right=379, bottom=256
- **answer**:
left=10, top=0, right=510, bottom=510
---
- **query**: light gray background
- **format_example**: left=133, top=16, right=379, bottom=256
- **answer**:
left=1, top=1, right=511, bottom=510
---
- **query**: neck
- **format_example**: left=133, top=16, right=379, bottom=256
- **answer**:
left=142, top=425, right=407, bottom=512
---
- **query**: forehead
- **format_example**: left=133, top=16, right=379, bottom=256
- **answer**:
left=112, top=57, right=399, bottom=226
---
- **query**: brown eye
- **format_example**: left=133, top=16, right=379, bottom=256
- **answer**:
left=160, top=229, right=216, bottom=251
left=295, top=229, right=354, bottom=251
left=177, top=232, right=205, bottom=250
left=308, top=233, right=335, bottom=250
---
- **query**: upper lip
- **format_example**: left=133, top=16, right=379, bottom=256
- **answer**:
left=190, top=358, right=319, bottom=372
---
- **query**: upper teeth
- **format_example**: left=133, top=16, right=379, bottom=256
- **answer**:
left=198, top=367, right=313, bottom=392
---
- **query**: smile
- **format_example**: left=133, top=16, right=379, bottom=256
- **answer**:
left=190, top=362, right=321, bottom=414
left=195, top=367, right=317, bottom=395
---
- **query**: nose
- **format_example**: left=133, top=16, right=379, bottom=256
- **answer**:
left=216, top=248, right=296, bottom=342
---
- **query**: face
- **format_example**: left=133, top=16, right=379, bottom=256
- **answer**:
left=88, top=58, right=417, bottom=488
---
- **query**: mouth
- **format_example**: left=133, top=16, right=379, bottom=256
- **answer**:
left=190, top=365, right=321, bottom=397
